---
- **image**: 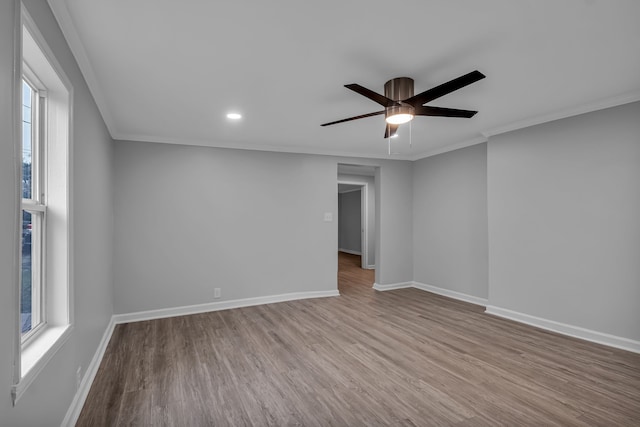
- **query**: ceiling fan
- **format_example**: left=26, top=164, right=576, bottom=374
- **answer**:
left=321, top=70, right=485, bottom=138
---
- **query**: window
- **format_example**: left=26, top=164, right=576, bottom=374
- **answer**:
left=12, top=8, right=73, bottom=405
left=21, top=78, right=45, bottom=342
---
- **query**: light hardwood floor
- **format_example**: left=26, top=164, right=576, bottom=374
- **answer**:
left=77, top=252, right=640, bottom=426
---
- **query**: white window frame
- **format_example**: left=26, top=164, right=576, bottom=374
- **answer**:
left=12, top=5, right=74, bottom=406
left=20, top=75, right=47, bottom=345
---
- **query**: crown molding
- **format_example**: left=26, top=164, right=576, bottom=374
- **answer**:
left=112, top=132, right=416, bottom=160
left=409, top=90, right=640, bottom=160
left=115, top=90, right=640, bottom=161
left=482, top=90, right=640, bottom=138
left=409, top=135, right=488, bottom=161
left=47, top=0, right=118, bottom=136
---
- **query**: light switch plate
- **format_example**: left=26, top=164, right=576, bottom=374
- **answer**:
left=323, top=212, right=333, bottom=222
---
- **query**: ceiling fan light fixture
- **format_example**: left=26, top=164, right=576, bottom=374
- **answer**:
left=385, top=113, right=413, bottom=125
left=385, top=103, right=414, bottom=124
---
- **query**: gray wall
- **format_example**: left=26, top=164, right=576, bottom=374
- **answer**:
left=0, top=0, right=22, bottom=422
left=114, top=142, right=339, bottom=313
left=413, top=143, right=488, bottom=298
left=338, top=173, right=376, bottom=267
left=488, top=101, right=640, bottom=341
left=0, top=1, right=115, bottom=425
left=113, top=148, right=412, bottom=313
left=338, top=190, right=361, bottom=253
left=376, top=161, right=413, bottom=285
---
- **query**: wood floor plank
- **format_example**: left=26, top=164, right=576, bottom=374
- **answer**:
left=76, top=252, right=640, bottom=426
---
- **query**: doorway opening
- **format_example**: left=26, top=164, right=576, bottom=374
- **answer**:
left=337, top=164, right=377, bottom=292
left=338, top=183, right=367, bottom=268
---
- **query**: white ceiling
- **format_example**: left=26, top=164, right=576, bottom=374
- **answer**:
left=48, top=0, right=640, bottom=160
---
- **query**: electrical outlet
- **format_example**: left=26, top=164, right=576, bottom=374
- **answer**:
left=76, top=366, right=82, bottom=389
left=214, top=288, right=221, bottom=299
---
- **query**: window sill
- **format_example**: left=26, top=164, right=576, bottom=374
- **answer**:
left=12, top=324, right=73, bottom=405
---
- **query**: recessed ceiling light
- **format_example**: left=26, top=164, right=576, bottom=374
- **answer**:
left=226, top=112, right=242, bottom=120
left=390, top=133, right=399, bottom=138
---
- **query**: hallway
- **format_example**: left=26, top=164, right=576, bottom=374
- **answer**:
left=337, top=251, right=374, bottom=295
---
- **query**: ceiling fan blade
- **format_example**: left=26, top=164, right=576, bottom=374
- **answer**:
left=404, top=70, right=485, bottom=107
left=414, top=106, right=478, bottom=118
left=321, top=110, right=385, bottom=126
left=384, top=123, right=399, bottom=138
left=345, top=84, right=398, bottom=108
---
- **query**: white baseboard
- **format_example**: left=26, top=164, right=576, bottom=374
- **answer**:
left=485, top=305, right=640, bottom=354
left=60, top=289, right=339, bottom=426
left=338, top=248, right=362, bottom=256
left=366, top=264, right=376, bottom=270
left=373, top=281, right=488, bottom=308
left=374, top=282, right=639, bottom=353
left=112, top=290, right=340, bottom=324
left=412, top=281, right=488, bottom=307
left=61, top=317, right=116, bottom=427
left=372, top=282, right=413, bottom=291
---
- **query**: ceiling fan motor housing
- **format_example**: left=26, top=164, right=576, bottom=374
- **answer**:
left=385, top=77, right=415, bottom=119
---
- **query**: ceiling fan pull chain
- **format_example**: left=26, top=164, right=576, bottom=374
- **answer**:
left=410, top=121, right=412, bottom=150
left=387, top=126, right=391, bottom=156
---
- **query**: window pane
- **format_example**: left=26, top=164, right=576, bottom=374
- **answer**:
left=21, top=211, right=33, bottom=334
left=22, top=81, right=33, bottom=200
left=22, top=80, right=32, bottom=108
